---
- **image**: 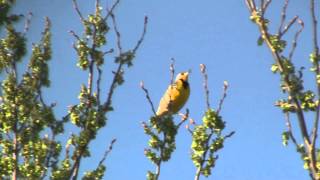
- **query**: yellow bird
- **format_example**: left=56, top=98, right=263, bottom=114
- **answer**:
left=156, top=72, right=190, bottom=116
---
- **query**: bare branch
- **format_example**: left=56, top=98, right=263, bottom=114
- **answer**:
left=109, top=10, right=122, bottom=54
left=177, top=109, right=189, bottom=128
left=185, top=124, right=193, bottom=135
left=260, top=0, right=272, bottom=17
left=245, top=0, right=257, bottom=12
left=310, top=0, right=320, bottom=172
left=95, top=0, right=100, bottom=13
left=72, top=0, right=85, bottom=22
left=260, top=0, right=265, bottom=12
left=170, top=58, right=175, bottom=85
left=97, top=138, right=117, bottom=167
left=200, top=64, right=210, bottom=110
left=23, top=12, right=33, bottom=35
left=278, top=0, right=289, bottom=36
left=140, top=81, right=157, bottom=116
left=288, top=18, right=304, bottom=61
left=216, top=81, right=229, bottom=115
left=310, top=0, right=319, bottom=54
left=284, top=112, right=299, bottom=147
left=96, top=66, right=102, bottom=105
left=133, top=16, right=148, bottom=54
left=37, top=89, right=48, bottom=108
left=262, top=0, right=272, bottom=13
left=225, top=131, right=235, bottom=139
left=69, top=30, right=81, bottom=41
left=103, top=63, right=123, bottom=111
left=280, top=16, right=298, bottom=38
left=103, top=48, right=114, bottom=55
left=104, top=0, right=120, bottom=21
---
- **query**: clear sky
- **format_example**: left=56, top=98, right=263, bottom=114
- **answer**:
left=11, top=0, right=317, bottom=179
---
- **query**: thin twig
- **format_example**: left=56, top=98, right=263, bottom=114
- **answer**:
left=280, top=16, right=298, bottom=38
left=95, top=0, right=100, bottom=13
left=23, top=12, right=32, bottom=35
left=72, top=0, right=85, bottom=22
left=133, top=16, right=148, bottom=54
left=65, top=146, right=70, bottom=160
left=37, top=89, right=47, bottom=108
left=310, top=0, right=319, bottom=54
left=225, top=131, right=235, bottom=139
left=167, top=59, right=175, bottom=113
left=186, top=124, right=193, bottom=135
left=245, top=0, right=256, bottom=12
left=155, top=161, right=161, bottom=180
left=140, top=81, right=157, bottom=115
left=170, top=58, right=175, bottom=85
left=110, top=12, right=122, bottom=54
left=260, top=0, right=271, bottom=17
left=96, top=66, right=102, bottom=105
left=103, top=63, right=123, bottom=111
left=104, top=48, right=114, bottom=55
left=177, top=109, right=189, bottom=128
left=311, top=0, right=320, bottom=146
left=216, top=81, right=228, bottom=115
left=262, top=0, right=271, bottom=13
left=200, top=64, right=210, bottom=110
left=97, top=138, right=117, bottom=167
left=260, top=0, right=266, bottom=16
left=288, top=18, right=304, bottom=61
left=69, top=30, right=81, bottom=41
left=186, top=118, right=196, bottom=135
left=284, top=112, right=299, bottom=147
left=104, top=0, right=120, bottom=21
left=310, top=0, right=320, bottom=175
left=278, top=0, right=289, bottom=36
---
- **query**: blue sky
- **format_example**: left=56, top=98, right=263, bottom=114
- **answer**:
left=11, top=0, right=317, bottom=179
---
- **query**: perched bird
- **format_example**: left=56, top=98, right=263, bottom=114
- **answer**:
left=156, top=72, right=190, bottom=116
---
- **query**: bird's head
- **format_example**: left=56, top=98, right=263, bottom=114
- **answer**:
left=175, top=72, right=189, bottom=82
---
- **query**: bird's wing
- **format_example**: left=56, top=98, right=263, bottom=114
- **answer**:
left=156, top=84, right=179, bottom=116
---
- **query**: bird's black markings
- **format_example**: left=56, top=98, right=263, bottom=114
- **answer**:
left=179, top=79, right=189, bottom=89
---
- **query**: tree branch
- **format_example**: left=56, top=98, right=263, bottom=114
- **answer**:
left=177, top=109, right=189, bottom=128
left=310, top=0, right=320, bottom=176
left=246, top=0, right=319, bottom=178
left=280, top=16, right=298, bottom=38
left=23, top=12, right=32, bottom=35
left=284, top=112, right=299, bottom=147
left=288, top=18, right=303, bottom=61
left=133, top=16, right=148, bottom=54
left=278, top=0, right=289, bottom=36
left=140, top=81, right=157, bottom=115
left=217, top=81, right=229, bottom=115
left=72, top=0, right=85, bottom=23
left=200, top=64, right=210, bottom=110
left=104, top=0, right=120, bottom=21
left=97, top=138, right=116, bottom=167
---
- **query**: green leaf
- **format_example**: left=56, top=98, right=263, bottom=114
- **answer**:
left=257, top=36, right=264, bottom=46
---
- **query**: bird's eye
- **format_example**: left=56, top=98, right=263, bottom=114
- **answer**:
left=181, top=73, right=184, bottom=75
